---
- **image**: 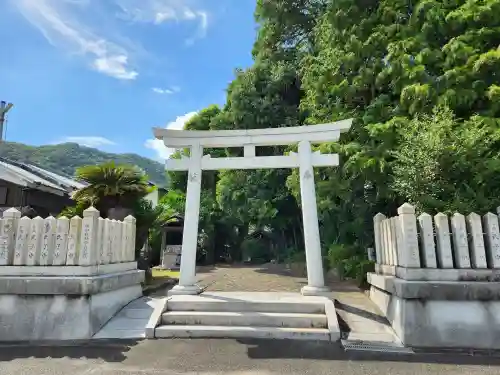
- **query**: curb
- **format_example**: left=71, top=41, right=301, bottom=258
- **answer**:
left=143, top=279, right=178, bottom=296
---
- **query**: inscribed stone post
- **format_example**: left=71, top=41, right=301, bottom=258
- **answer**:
left=79, top=207, right=99, bottom=266
left=451, top=213, right=471, bottom=268
left=397, top=203, right=420, bottom=268
left=66, top=216, right=82, bottom=265
left=379, top=218, right=387, bottom=265
left=395, top=216, right=404, bottom=266
left=434, top=213, right=454, bottom=268
left=389, top=217, right=398, bottom=266
left=467, top=213, right=488, bottom=268
left=0, top=208, right=20, bottom=265
left=373, top=213, right=386, bottom=265
left=125, top=215, right=136, bottom=262
left=115, top=220, right=123, bottom=263
left=13, top=217, right=31, bottom=265
left=96, top=217, right=105, bottom=265
left=53, top=217, right=69, bottom=266
left=26, top=217, right=43, bottom=266
left=39, top=216, right=57, bottom=265
left=483, top=212, right=500, bottom=268
left=109, top=220, right=117, bottom=263
left=418, top=213, right=437, bottom=268
left=101, top=219, right=112, bottom=265
left=383, top=219, right=391, bottom=265
left=120, top=221, right=128, bottom=262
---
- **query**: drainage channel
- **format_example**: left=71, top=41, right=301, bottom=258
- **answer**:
left=336, top=312, right=414, bottom=354
left=341, top=340, right=415, bottom=354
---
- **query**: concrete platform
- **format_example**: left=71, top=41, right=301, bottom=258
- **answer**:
left=153, top=292, right=340, bottom=341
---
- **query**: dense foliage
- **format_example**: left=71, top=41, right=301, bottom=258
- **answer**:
left=158, top=0, right=500, bottom=277
left=0, top=141, right=166, bottom=186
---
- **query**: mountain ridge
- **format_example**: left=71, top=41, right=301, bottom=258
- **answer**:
left=0, top=141, right=167, bottom=186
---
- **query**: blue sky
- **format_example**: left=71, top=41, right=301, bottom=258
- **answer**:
left=0, top=0, right=257, bottom=161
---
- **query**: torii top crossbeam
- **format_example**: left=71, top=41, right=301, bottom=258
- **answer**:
left=153, top=119, right=352, bottom=148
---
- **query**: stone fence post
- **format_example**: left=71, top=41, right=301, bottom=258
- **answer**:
left=79, top=207, right=99, bottom=266
left=397, top=203, right=420, bottom=268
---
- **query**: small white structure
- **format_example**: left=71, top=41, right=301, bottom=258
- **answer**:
left=154, top=120, right=352, bottom=296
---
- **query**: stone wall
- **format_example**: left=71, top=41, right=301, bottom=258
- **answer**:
left=0, top=207, right=144, bottom=341
left=368, top=203, right=500, bottom=349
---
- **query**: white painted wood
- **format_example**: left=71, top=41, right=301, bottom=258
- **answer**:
left=467, top=213, right=488, bottom=268
left=13, top=217, right=31, bottom=266
left=373, top=213, right=386, bottom=264
left=244, top=145, right=255, bottom=157
left=66, top=216, right=82, bottom=265
left=397, top=203, right=420, bottom=268
left=450, top=213, right=471, bottom=268
left=0, top=208, right=20, bottom=265
left=26, top=217, right=43, bottom=266
left=166, top=153, right=339, bottom=171
left=298, top=140, right=326, bottom=293
left=39, top=216, right=57, bottom=265
left=483, top=212, right=500, bottom=268
left=417, top=213, right=437, bottom=268
left=434, top=213, right=454, bottom=268
left=53, top=217, right=70, bottom=266
left=154, top=120, right=352, bottom=148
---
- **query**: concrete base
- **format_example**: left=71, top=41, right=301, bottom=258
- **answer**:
left=368, top=272, right=500, bottom=349
left=0, top=270, right=144, bottom=341
left=168, top=284, right=202, bottom=296
left=301, top=285, right=330, bottom=296
left=155, top=292, right=340, bottom=341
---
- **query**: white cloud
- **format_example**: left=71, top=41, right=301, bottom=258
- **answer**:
left=12, top=0, right=138, bottom=80
left=115, top=0, right=209, bottom=42
left=152, top=86, right=180, bottom=95
left=58, top=136, right=116, bottom=148
left=144, top=111, right=197, bottom=160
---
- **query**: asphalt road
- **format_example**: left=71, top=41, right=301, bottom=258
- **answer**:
left=0, top=339, right=499, bottom=375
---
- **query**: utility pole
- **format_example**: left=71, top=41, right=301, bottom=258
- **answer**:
left=0, top=101, right=13, bottom=142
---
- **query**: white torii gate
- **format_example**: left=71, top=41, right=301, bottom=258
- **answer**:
left=153, top=119, right=352, bottom=296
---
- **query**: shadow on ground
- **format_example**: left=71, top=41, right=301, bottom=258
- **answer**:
left=236, top=338, right=500, bottom=366
left=0, top=339, right=142, bottom=362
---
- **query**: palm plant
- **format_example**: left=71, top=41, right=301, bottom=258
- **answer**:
left=73, top=162, right=153, bottom=218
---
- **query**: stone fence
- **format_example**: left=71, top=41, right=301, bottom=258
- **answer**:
left=0, top=206, right=136, bottom=270
left=368, top=202, right=500, bottom=349
left=373, top=203, right=500, bottom=277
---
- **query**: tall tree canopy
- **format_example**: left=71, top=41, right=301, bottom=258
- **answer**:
left=158, top=0, right=500, bottom=275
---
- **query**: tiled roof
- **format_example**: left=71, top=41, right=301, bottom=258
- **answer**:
left=0, top=157, right=84, bottom=196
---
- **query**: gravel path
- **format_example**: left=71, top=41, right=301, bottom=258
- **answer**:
left=196, top=264, right=308, bottom=292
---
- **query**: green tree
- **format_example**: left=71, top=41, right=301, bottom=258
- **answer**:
left=73, top=162, right=153, bottom=218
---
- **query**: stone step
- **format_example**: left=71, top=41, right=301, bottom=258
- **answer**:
left=167, top=300, right=325, bottom=314
left=162, top=311, right=327, bottom=328
left=155, top=325, right=330, bottom=341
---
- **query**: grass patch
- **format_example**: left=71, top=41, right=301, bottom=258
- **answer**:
left=152, top=269, right=180, bottom=279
